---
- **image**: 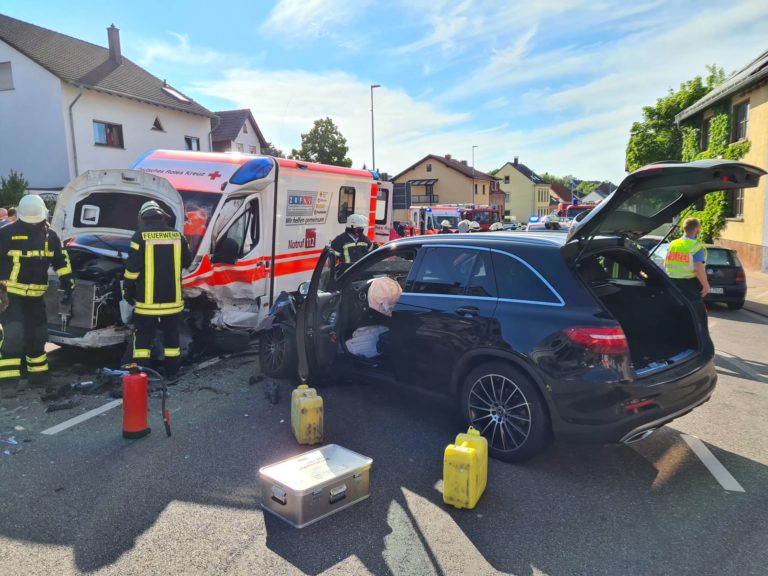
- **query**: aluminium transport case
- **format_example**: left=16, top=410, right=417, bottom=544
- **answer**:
left=259, top=444, right=373, bottom=528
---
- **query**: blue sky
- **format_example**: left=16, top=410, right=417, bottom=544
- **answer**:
left=3, top=0, right=768, bottom=183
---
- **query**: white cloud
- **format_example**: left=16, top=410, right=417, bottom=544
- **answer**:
left=261, top=0, right=372, bottom=41
left=135, top=32, right=245, bottom=68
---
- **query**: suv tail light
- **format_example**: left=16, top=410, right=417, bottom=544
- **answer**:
left=735, top=270, right=746, bottom=283
left=564, top=326, right=629, bottom=355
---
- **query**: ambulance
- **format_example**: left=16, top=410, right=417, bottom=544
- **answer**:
left=46, top=150, right=392, bottom=353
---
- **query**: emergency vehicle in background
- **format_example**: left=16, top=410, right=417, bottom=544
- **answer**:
left=526, top=199, right=600, bottom=232
left=555, top=199, right=599, bottom=221
left=404, top=203, right=501, bottom=235
left=45, top=150, right=392, bottom=354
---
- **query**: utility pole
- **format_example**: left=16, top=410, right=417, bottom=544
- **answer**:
left=471, top=145, right=478, bottom=204
left=370, top=84, right=381, bottom=171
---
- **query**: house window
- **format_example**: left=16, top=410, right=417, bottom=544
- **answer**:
left=151, top=117, right=164, bottom=132
left=504, top=175, right=510, bottom=184
left=426, top=184, right=434, bottom=197
left=236, top=143, right=244, bottom=153
left=482, top=184, right=486, bottom=194
left=249, top=145, right=258, bottom=154
left=474, top=184, right=478, bottom=194
left=700, top=116, right=711, bottom=150
left=426, top=163, right=432, bottom=172
left=338, top=186, right=356, bottom=223
left=0, top=62, right=13, bottom=91
left=733, top=101, right=749, bottom=141
left=93, top=121, right=124, bottom=148
left=727, top=189, right=744, bottom=218
left=184, top=136, right=201, bottom=151
left=243, top=123, right=248, bottom=134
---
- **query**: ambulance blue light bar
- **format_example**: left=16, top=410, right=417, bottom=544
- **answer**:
left=230, top=158, right=274, bottom=185
left=528, top=215, right=540, bottom=223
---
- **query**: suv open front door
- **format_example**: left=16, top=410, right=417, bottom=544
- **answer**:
left=297, top=246, right=339, bottom=383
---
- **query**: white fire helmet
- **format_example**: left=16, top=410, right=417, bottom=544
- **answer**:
left=17, top=194, right=48, bottom=224
left=346, top=213, right=368, bottom=228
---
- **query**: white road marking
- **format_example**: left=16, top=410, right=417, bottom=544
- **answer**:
left=716, top=351, right=768, bottom=384
left=41, top=399, right=123, bottom=435
left=681, top=434, right=745, bottom=492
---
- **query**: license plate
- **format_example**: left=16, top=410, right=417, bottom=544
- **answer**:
left=710, top=287, right=724, bottom=294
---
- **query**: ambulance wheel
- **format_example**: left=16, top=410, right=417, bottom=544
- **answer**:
left=460, top=362, right=552, bottom=463
left=259, top=324, right=297, bottom=378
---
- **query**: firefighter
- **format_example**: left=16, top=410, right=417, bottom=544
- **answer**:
left=330, top=213, right=374, bottom=275
left=457, top=219, right=471, bottom=233
left=664, top=217, right=710, bottom=302
left=0, top=195, right=74, bottom=399
left=489, top=222, right=503, bottom=231
left=123, top=201, right=192, bottom=381
left=438, top=220, right=453, bottom=234
left=469, top=221, right=481, bottom=232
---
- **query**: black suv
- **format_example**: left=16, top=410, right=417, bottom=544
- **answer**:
left=260, top=160, right=765, bottom=462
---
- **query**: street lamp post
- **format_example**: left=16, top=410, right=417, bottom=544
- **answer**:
left=370, top=84, right=381, bottom=171
left=471, top=145, right=478, bottom=204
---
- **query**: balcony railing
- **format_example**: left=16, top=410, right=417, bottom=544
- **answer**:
left=411, top=194, right=439, bottom=204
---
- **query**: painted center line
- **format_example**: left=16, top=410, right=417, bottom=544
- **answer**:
left=41, top=399, right=123, bottom=435
left=681, top=434, right=745, bottom=492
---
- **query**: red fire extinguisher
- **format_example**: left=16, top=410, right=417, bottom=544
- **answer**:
left=122, top=364, right=171, bottom=439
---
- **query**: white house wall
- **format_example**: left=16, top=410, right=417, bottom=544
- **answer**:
left=0, top=40, right=71, bottom=189
left=62, top=84, right=212, bottom=174
left=231, top=120, right=262, bottom=154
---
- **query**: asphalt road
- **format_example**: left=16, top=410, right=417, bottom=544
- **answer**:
left=0, top=306, right=767, bottom=576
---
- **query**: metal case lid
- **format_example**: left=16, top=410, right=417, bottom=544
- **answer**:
left=259, top=444, right=372, bottom=494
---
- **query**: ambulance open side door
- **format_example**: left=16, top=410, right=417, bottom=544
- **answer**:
left=209, top=192, right=267, bottom=318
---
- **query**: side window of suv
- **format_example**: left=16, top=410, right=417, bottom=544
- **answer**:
left=490, top=251, right=561, bottom=304
left=410, top=248, right=494, bottom=296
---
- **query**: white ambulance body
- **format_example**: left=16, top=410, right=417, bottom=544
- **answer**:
left=49, top=150, right=391, bottom=348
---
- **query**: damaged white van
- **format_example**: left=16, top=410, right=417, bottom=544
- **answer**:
left=45, top=150, right=392, bottom=356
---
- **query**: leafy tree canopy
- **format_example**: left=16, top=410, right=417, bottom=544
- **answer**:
left=0, top=170, right=28, bottom=208
left=625, top=65, right=725, bottom=172
left=290, top=117, right=352, bottom=167
left=262, top=141, right=285, bottom=158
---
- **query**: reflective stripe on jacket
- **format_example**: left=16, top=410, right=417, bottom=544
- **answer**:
left=0, top=221, right=72, bottom=298
left=124, top=223, right=192, bottom=316
left=664, top=237, right=706, bottom=279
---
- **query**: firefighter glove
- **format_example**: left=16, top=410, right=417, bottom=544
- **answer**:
left=59, top=276, right=75, bottom=295
left=123, top=282, right=136, bottom=306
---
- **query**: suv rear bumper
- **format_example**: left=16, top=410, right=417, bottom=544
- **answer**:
left=550, top=358, right=717, bottom=444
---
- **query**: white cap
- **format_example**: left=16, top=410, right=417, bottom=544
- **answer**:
left=17, top=194, right=48, bottom=224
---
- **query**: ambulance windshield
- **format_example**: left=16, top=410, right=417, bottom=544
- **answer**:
left=179, top=190, right=221, bottom=254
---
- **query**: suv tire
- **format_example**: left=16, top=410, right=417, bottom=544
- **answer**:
left=460, top=362, right=552, bottom=462
left=259, top=324, right=297, bottom=378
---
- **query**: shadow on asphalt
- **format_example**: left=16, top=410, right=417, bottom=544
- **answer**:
left=1, top=375, right=766, bottom=575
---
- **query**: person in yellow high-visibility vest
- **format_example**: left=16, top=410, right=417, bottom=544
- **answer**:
left=664, top=216, right=710, bottom=321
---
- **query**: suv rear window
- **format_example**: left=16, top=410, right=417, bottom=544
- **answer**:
left=491, top=251, right=561, bottom=304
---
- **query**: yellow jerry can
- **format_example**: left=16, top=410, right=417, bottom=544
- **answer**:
left=291, top=384, right=324, bottom=445
left=443, top=427, right=488, bottom=509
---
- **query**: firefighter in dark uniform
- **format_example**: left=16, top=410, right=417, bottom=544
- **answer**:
left=123, top=201, right=192, bottom=380
left=330, top=213, right=374, bottom=275
left=438, top=219, right=454, bottom=234
left=0, top=195, right=74, bottom=399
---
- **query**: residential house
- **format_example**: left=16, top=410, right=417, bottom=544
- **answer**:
left=581, top=188, right=612, bottom=204
left=495, top=157, right=552, bottom=222
left=211, top=109, right=268, bottom=155
left=0, top=15, right=216, bottom=194
left=676, top=48, right=768, bottom=271
left=391, top=154, right=503, bottom=222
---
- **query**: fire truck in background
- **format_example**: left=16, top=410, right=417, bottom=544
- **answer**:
left=555, top=199, right=599, bottom=221
left=458, top=205, right=501, bottom=230
left=46, top=150, right=392, bottom=354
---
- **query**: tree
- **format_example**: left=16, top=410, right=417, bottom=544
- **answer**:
left=0, top=170, right=28, bottom=208
left=625, top=66, right=725, bottom=172
left=539, top=172, right=570, bottom=189
left=290, top=117, right=352, bottom=167
left=576, top=181, right=599, bottom=196
left=262, top=141, right=285, bottom=158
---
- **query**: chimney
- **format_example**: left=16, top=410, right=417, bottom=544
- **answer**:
left=513, top=156, right=519, bottom=165
left=461, top=160, right=468, bottom=166
left=445, top=154, right=452, bottom=160
left=107, top=24, right=122, bottom=65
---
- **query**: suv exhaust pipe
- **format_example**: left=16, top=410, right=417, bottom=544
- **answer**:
left=622, top=428, right=657, bottom=444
